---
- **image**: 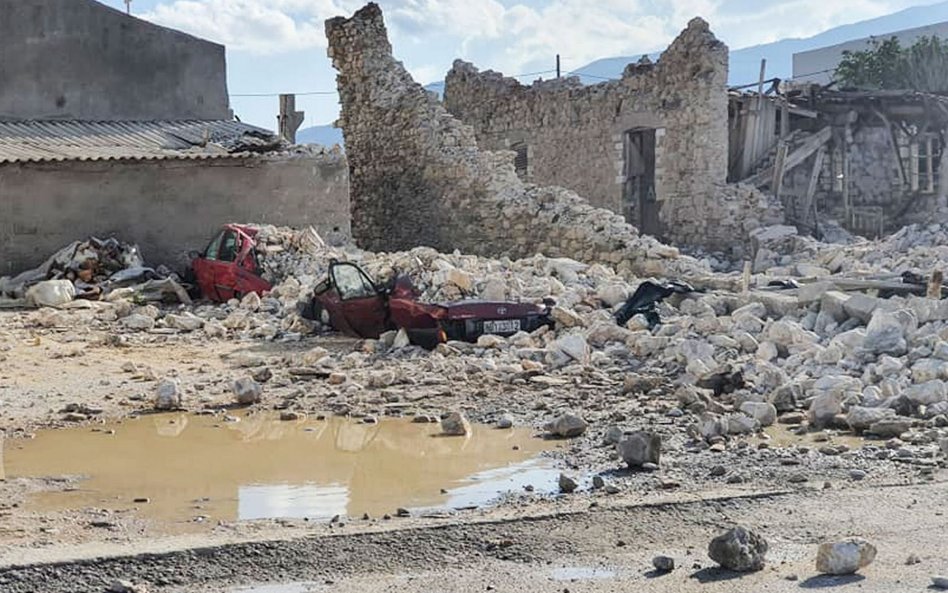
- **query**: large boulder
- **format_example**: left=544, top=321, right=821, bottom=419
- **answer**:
left=154, top=379, right=182, bottom=410
left=904, top=380, right=947, bottom=406
left=617, top=431, right=661, bottom=468
left=441, top=411, right=471, bottom=436
left=862, top=309, right=907, bottom=355
left=739, top=401, right=777, bottom=427
left=815, top=538, right=877, bottom=575
left=846, top=406, right=895, bottom=434
left=545, top=413, right=588, bottom=438
left=708, top=526, right=768, bottom=572
left=233, top=377, right=263, bottom=405
left=809, top=392, right=843, bottom=428
left=868, top=417, right=911, bottom=438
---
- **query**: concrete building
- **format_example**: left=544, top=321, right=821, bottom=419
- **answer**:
left=793, top=21, right=948, bottom=86
left=0, top=0, right=350, bottom=274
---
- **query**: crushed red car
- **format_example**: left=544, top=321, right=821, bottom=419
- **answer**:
left=189, top=224, right=272, bottom=302
left=305, top=261, right=554, bottom=348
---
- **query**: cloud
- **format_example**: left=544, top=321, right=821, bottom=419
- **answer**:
left=137, top=0, right=936, bottom=72
left=141, top=0, right=359, bottom=54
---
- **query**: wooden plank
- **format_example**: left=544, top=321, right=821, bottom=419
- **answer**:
left=926, top=137, right=935, bottom=193
left=928, top=271, right=943, bottom=299
left=744, top=59, right=767, bottom=179
left=772, top=141, right=789, bottom=201
left=842, top=144, right=852, bottom=227
left=910, top=141, right=920, bottom=192
left=802, top=147, right=826, bottom=226
left=744, top=126, right=832, bottom=186
left=780, top=96, right=790, bottom=138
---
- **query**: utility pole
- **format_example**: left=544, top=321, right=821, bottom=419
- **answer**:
left=556, top=54, right=561, bottom=79
left=278, top=94, right=305, bottom=144
left=124, top=0, right=132, bottom=15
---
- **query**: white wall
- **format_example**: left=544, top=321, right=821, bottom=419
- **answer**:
left=792, top=21, right=948, bottom=85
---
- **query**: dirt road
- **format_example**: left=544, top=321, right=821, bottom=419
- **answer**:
left=2, top=480, right=946, bottom=592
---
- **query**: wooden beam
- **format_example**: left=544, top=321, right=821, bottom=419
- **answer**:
left=743, top=59, right=768, bottom=179
left=842, top=143, right=852, bottom=227
left=927, top=137, right=935, bottom=193
left=802, top=147, right=826, bottom=227
left=928, top=270, right=944, bottom=299
left=772, top=141, right=789, bottom=201
left=744, top=126, right=832, bottom=186
left=870, top=107, right=908, bottom=187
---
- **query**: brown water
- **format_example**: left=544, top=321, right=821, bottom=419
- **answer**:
left=2, top=413, right=558, bottom=528
left=759, top=425, right=866, bottom=450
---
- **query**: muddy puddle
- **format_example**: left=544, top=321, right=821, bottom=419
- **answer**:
left=2, top=413, right=560, bottom=529
left=759, top=425, right=866, bottom=449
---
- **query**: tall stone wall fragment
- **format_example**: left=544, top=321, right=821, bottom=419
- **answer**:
left=325, top=3, right=709, bottom=277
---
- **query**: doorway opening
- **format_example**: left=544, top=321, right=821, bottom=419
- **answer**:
left=623, top=128, right=659, bottom=236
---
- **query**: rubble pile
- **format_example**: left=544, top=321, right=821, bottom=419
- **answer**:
left=0, top=237, right=189, bottom=307
left=6, top=217, right=948, bottom=497
left=753, top=222, right=948, bottom=277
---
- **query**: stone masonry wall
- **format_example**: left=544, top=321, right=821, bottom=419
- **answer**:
left=441, top=20, right=782, bottom=252
left=325, top=3, right=709, bottom=278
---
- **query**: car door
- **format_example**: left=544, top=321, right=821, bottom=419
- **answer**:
left=192, top=229, right=227, bottom=301
left=210, top=228, right=241, bottom=302
left=330, top=262, right=389, bottom=338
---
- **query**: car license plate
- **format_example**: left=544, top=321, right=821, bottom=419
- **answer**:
left=483, top=319, right=520, bottom=334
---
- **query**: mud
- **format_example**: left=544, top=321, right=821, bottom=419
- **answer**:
left=4, top=413, right=559, bottom=530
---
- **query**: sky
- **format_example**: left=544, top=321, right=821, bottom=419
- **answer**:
left=99, top=0, right=943, bottom=129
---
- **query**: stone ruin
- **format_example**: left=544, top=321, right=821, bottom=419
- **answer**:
left=326, top=4, right=782, bottom=264
left=443, top=19, right=781, bottom=252
left=326, top=3, right=711, bottom=279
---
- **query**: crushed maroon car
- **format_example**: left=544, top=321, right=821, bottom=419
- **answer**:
left=305, top=261, right=554, bottom=348
left=189, top=224, right=272, bottom=302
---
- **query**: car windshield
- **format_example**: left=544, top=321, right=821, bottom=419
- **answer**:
left=332, top=264, right=377, bottom=300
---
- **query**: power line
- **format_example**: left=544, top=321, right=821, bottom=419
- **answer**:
left=230, top=90, right=337, bottom=98
left=231, top=67, right=561, bottom=97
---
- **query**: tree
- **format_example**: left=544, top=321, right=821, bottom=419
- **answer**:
left=835, top=35, right=948, bottom=93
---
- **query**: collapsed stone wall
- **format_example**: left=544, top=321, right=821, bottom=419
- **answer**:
left=442, top=21, right=782, bottom=252
left=782, top=125, right=948, bottom=235
left=325, top=3, right=708, bottom=278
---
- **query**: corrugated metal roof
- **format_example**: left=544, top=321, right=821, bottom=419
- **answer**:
left=0, top=120, right=284, bottom=164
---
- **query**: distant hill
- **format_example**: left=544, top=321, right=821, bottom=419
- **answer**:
left=296, top=125, right=343, bottom=147
left=576, top=1, right=948, bottom=86
left=297, top=4, right=948, bottom=147
left=296, top=82, right=442, bottom=147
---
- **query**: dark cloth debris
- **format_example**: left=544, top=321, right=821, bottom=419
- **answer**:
left=614, top=281, right=697, bottom=327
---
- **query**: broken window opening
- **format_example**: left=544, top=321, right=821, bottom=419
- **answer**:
left=217, top=231, right=239, bottom=263
left=917, top=135, right=942, bottom=194
left=622, top=128, right=659, bottom=236
left=511, top=142, right=528, bottom=178
left=332, top=263, right=379, bottom=301
left=831, top=147, right=844, bottom=193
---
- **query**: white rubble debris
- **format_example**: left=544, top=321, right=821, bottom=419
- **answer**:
left=815, top=538, right=877, bottom=575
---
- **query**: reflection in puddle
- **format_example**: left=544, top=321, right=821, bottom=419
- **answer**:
left=549, top=567, right=618, bottom=581
left=3, top=413, right=558, bottom=529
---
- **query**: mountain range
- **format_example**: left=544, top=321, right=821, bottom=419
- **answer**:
left=297, top=1, right=948, bottom=147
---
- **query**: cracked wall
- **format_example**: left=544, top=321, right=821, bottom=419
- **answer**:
left=325, top=3, right=717, bottom=277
